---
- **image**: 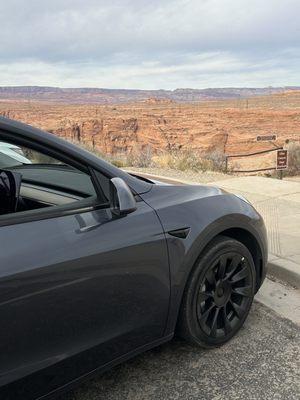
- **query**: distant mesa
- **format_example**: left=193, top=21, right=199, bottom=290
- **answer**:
left=0, top=86, right=300, bottom=104
left=142, top=98, right=175, bottom=104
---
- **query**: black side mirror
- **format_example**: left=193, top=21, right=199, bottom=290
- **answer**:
left=0, top=170, right=22, bottom=215
left=110, top=177, right=137, bottom=216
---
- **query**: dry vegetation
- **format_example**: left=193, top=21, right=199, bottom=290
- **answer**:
left=112, top=148, right=227, bottom=172
left=285, top=142, right=300, bottom=176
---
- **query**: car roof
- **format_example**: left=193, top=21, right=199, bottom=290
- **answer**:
left=0, top=117, right=152, bottom=194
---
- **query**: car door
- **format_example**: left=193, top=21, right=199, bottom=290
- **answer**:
left=0, top=155, right=170, bottom=398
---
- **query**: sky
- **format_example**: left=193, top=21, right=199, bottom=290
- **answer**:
left=0, top=0, right=299, bottom=89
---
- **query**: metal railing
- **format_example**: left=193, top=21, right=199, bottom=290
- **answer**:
left=225, top=146, right=283, bottom=173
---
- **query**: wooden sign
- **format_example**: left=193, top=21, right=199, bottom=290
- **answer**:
left=257, top=134, right=277, bottom=142
left=277, top=150, right=288, bottom=170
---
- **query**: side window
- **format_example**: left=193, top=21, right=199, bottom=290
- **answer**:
left=0, top=140, right=104, bottom=217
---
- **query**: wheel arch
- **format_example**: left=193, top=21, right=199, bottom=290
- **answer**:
left=165, top=217, right=267, bottom=336
left=216, top=227, right=264, bottom=291
left=181, top=227, right=263, bottom=310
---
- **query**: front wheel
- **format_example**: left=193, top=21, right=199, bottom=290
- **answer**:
left=178, top=236, right=256, bottom=348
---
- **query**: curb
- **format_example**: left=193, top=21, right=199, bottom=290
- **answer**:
left=267, top=256, right=300, bottom=289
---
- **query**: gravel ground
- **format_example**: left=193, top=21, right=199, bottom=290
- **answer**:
left=284, top=176, right=300, bottom=182
left=124, top=167, right=300, bottom=185
left=62, top=302, right=300, bottom=400
left=123, top=167, right=232, bottom=184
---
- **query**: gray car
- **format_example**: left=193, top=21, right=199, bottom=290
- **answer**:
left=0, top=117, right=268, bottom=399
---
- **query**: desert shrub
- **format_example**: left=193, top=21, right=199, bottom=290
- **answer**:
left=66, top=138, right=227, bottom=173
left=152, top=148, right=226, bottom=172
left=285, top=143, right=300, bottom=176
left=67, top=139, right=106, bottom=159
left=151, top=152, right=174, bottom=169
left=125, top=145, right=153, bottom=168
left=152, top=149, right=202, bottom=171
left=205, top=150, right=227, bottom=172
left=174, top=151, right=202, bottom=171
left=110, top=158, right=127, bottom=168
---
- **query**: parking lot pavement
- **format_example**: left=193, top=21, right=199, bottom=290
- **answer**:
left=211, top=176, right=300, bottom=266
left=64, top=301, right=300, bottom=400
left=211, top=176, right=300, bottom=289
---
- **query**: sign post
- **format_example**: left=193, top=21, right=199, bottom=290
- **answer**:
left=277, top=149, right=288, bottom=179
left=256, top=134, right=277, bottom=142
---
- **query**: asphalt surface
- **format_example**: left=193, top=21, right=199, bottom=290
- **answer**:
left=63, top=301, right=300, bottom=400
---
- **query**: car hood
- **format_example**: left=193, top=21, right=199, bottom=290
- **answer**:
left=140, top=181, right=226, bottom=209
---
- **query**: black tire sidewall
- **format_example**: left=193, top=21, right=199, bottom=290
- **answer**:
left=180, top=237, right=256, bottom=348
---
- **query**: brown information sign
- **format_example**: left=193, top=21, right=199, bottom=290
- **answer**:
left=277, top=150, right=288, bottom=170
left=257, top=134, right=277, bottom=141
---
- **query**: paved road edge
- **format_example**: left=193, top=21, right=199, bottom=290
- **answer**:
left=268, top=255, right=300, bottom=289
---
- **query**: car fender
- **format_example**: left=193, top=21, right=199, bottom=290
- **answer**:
left=141, top=185, right=268, bottom=335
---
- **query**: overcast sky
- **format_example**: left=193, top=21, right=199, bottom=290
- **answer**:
left=0, top=0, right=299, bottom=89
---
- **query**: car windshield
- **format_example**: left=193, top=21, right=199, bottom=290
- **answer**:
left=0, top=151, right=22, bottom=168
left=5, top=163, right=94, bottom=197
left=0, top=143, right=94, bottom=197
left=0, top=143, right=67, bottom=168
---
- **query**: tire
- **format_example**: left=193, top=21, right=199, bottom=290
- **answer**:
left=178, top=235, right=256, bottom=348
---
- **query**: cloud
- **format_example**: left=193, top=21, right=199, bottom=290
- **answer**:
left=0, top=0, right=299, bottom=88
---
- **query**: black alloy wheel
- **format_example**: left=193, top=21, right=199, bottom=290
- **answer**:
left=178, top=236, right=256, bottom=348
